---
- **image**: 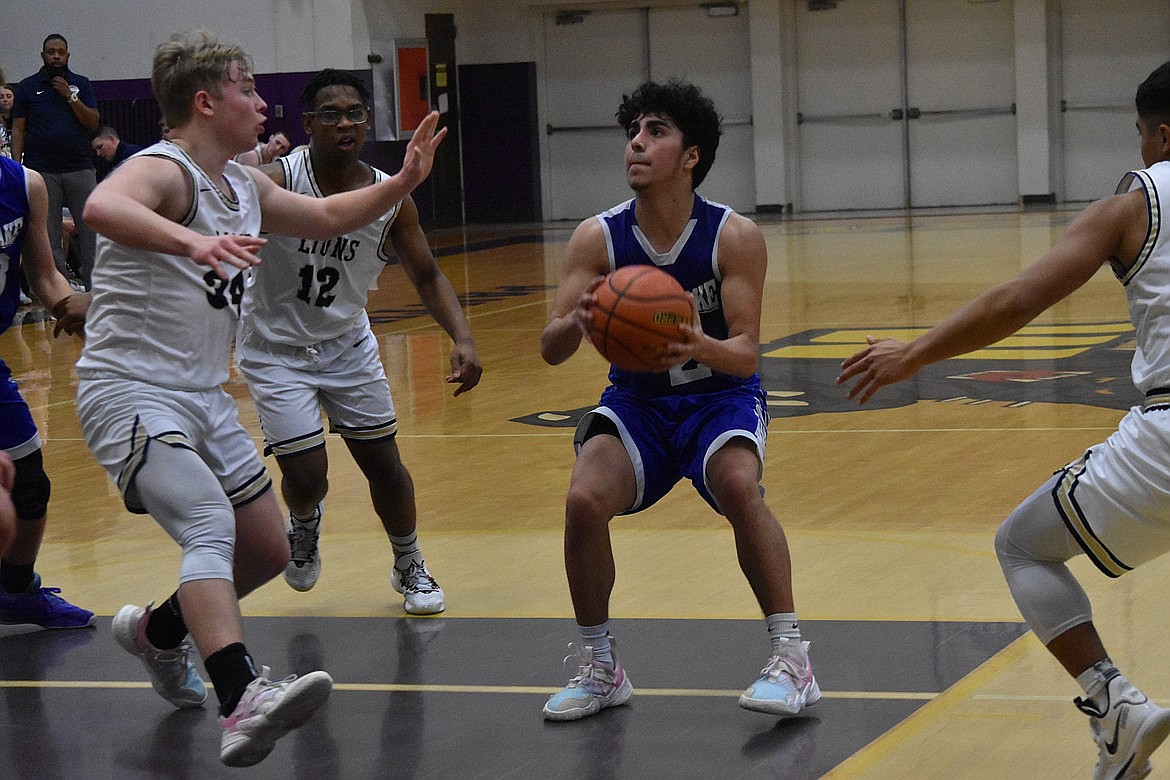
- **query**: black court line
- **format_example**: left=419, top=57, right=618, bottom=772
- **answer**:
left=0, top=617, right=1026, bottom=779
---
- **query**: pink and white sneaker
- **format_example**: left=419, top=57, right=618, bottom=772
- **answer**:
left=219, top=665, right=333, bottom=767
left=738, top=638, right=821, bottom=716
left=543, top=637, right=633, bottom=721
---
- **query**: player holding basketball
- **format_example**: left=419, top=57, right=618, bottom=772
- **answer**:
left=539, top=79, right=818, bottom=721
left=838, top=61, right=1170, bottom=779
left=77, top=30, right=445, bottom=766
left=237, top=68, right=481, bottom=611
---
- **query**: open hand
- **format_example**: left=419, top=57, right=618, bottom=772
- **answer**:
left=836, top=336, right=917, bottom=405
left=400, top=112, right=449, bottom=187
left=187, top=233, right=267, bottom=279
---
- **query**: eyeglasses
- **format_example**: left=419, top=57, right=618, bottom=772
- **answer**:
left=304, top=107, right=369, bottom=125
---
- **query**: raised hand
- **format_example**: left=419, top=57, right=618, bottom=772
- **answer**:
left=399, top=111, right=448, bottom=187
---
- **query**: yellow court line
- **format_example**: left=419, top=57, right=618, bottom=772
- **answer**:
left=333, top=685, right=938, bottom=700
left=0, top=681, right=157, bottom=690
left=0, top=679, right=1114, bottom=705
left=0, top=679, right=935, bottom=700
left=824, top=632, right=1035, bottom=777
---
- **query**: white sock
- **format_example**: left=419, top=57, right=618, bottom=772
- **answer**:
left=766, top=612, right=801, bottom=652
left=579, top=622, right=613, bottom=666
left=1076, top=659, right=1118, bottom=706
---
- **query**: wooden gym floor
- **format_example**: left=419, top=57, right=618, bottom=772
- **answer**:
left=2, top=205, right=1165, bottom=778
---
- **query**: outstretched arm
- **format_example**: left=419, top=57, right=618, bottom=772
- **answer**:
left=83, top=155, right=267, bottom=280
left=388, top=195, right=483, bottom=396
left=836, top=190, right=1145, bottom=405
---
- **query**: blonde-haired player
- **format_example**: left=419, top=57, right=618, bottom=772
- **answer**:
left=78, top=29, right=445, bottom=767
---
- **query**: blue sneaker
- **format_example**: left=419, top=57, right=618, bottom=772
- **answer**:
left=0, top=574, right=95, bottom=629
left=112, top=603, right=207, bottom=709
left=543, top=637, right=633, bottom=721
left=739, top=638, right=820, bottom=716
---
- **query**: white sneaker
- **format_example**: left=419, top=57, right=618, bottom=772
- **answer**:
left=282, top=504, right=322, bottom=592
left=219, top=665, right=333, bottom=767
left=112, top=603, right=206, bottom=709
left=738, top=638, right=821, bottom=716
left=391, top=558, right=445, bottom=615
left=1075, top=674, right=1170, bottom=780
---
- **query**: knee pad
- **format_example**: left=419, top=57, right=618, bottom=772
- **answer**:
left=12, top=450, right=51, bottom=521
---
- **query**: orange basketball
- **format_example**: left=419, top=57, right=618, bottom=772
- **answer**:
left=586, top=265, right=692, bottom=373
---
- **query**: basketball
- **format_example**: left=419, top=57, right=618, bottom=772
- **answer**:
left=586, top=265, right=692, bottom=372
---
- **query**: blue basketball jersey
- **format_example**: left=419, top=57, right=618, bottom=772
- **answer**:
left=0, top=157, right=39, bottom=455
left=0, top=156, right=30, bottom=336
left=595, top=193, right=760, bottom=397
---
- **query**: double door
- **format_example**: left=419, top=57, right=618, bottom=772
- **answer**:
left=795, top=0, right=1018, bottom=211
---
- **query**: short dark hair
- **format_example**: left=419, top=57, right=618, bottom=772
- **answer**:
left=42, top=34, right=68, bottom=51
left=1137, top=61, right=1170, bottom=130
left=300, top=68, right=370, bottom=111
left=616, top=79, right=722, bottom=188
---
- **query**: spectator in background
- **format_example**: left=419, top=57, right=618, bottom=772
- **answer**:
left=91, top=126, right=143, bottom=182
left=234, top=130, right=290, bottom=167
left=1, top=74, right=30, bottom=304
left=11, top=34, right=100, bottom=291
left=0, top=79, right=13, bottom=158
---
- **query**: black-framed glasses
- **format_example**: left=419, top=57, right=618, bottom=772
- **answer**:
left=305, top=107, right=369, bottom=125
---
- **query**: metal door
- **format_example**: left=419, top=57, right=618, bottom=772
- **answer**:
left=795, top=0, right=1017, bottom=211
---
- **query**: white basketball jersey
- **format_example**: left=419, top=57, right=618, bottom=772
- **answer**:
left=1117, top=160, right=1170, bottom=393
left=241, top=148, right=401, bottom=345
left=77, top=142, right=261, bottom=390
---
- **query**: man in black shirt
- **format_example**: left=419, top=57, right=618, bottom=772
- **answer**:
left=11, top=34, right=101, bottom=290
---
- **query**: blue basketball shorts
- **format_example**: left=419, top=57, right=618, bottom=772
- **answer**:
left=574, top=383, right=769, bottom=515
left=0, top=358, right=41, bottom=458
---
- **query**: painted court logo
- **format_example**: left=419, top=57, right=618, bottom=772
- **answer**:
left=512, top=321, right=1140, bottom=428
